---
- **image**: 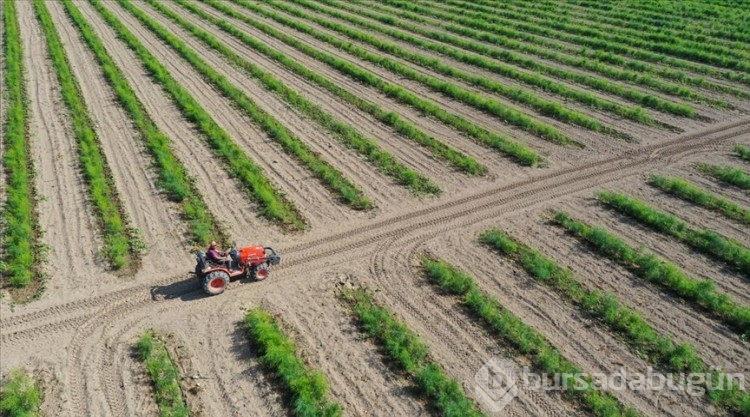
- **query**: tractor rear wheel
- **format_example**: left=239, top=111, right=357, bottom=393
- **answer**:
left=252, top=263, right=270, bottom=281
left=203, top=271, right=229, bottom=295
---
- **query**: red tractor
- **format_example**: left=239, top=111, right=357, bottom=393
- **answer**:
left=195, top=243, right=281, bottom=295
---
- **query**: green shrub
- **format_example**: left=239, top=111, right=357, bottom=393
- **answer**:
left=2, top=0, right=40, bottom=287
left=698, top=163, right=750, bottom=190
left=341, top=289, right=485, bottom=417
left=649, top=175, right=750, bottom=224
left=597, top=191, right=750, bottom=277
left=0, top=369, right=42, bottom=417
left=136, top=331, right=189, bottom=417
left=735, top=145, right=750, bottom=162
left=244, top=308, right=341, bottom=417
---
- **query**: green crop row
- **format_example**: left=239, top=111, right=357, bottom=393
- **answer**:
left=552, top=212, right=750, bottom=339
left=486, top=0, right=750, bottom=68
left=369, top=0, right=747, bottom=100
left=60, top=0, right=224, bottom=246
left=143, top=0, right=440, bottom=196
left=2, top=0, right=41, bottom=287
left=33, top=0, right=140, bottom=270
left=698, top=164, right=750, bottom=190
left=287, top=0, right=661, bottom=126
left=303, top=0, right=699, bottom=118
left=516, top=0, right=744, bottom=50
left=735, top=145, right=750, bottom=162
left=421, top=0, right=750, bottom=87
left=171, top=0, right=483, bottom=176
left=264, top=0, right=607, bottom=142
left=479, top=228, right=750, bottom=413
left=554, top=0, right=750, bottom=44
left=421, top=257, right=640, bottom=417
left=0, top=369, right=42, bottom=417
left=89, top=0, right=304, bottom=230
left=366, top=0, right=729, bottom=107
left=431, top=0, right=750, bottom=74
left=118, top=0, right=372, bottom=210
left=341, top=288, right=485, bottom=417
left=597, top=191, right=750, bottom=277
left=649, top=175, right=750, bottom=225
left=244, top=308, right=342, bottom=417
left=201, top=0, right=540, bottom=166
left=136, top=331, right=189, bottom=417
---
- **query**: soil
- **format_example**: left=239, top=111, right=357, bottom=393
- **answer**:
left=1, top=1, right=749, bottom=416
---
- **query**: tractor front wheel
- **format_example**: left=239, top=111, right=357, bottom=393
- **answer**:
left=203, top=271, right=229, bottom=295
left=252, top=263, right=270, bottom=281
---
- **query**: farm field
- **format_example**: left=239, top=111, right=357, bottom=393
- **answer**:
left=1, top=1, right=749, bottom=416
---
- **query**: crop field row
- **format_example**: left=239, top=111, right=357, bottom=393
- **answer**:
left=1, top=1, right=749, bottom=416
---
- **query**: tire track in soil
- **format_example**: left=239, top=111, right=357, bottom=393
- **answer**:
left=2, top=119, right=748, bottom=343
left=1, top=120, right=748, bottom=416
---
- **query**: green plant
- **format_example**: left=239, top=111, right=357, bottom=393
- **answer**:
left=143, top=0, right=441, bottom=195
left=341, top=289, right=485, bottom=417
left=244, top=308, right=341, bottom=417
left=59, top=0, right=224, bottom=246
left=88, top=0, right=305, bottom=230
left=200, top=0, right=541, bottom=165
left=136, top=331, right=189, bottom=417
left=252, top=0, right=599, bottom=143
left=292, top=0, right=697, bottom=120
left=2, top=0, right=42, bottom=288
left=0, top=369, right=42, bottom=417
left=552, top=212, right=750, bottom=339
left=698, top=163, right=750, bottom=190
left=119, top=0, right=374, bottom=209
left=735, top=145, right=750, bottom=162
left=479, top=229, right=750, bottom=411
left=421, top=257, right=640, bottom=417
left=172, top=0, right=486, bottom=175
left=648, top=175, right=750, bottom=224
left=33, top=0, right=138, bottom=270
left=597, top=191, right=750, bottom=277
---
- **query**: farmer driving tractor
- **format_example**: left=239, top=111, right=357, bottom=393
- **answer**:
left=206, top=241, right=231, bottom=267
left=195, top=241, right=281, bottom=295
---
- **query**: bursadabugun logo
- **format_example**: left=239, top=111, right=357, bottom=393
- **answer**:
left=474, top=357, right=519, bottom=412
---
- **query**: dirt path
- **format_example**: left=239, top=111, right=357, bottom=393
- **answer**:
left=46, top=0, right=186, bottom=271
left=16, top=0, right=110, bottom=299
left=2, top=118, right=747, bottom=414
